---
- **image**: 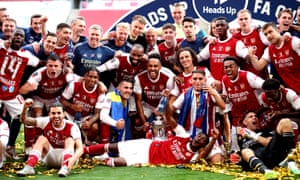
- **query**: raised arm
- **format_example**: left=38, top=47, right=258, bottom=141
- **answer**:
left=20, top=99, right=37, bottom=126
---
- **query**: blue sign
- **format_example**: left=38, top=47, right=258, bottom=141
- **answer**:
left=107, top=0, right=300, bottom=32
left=193, top=0, right=248, bottom=23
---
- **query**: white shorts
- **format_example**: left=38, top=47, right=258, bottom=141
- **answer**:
left=42, top=148, right=64, bottom=169
left=32, top=95, right=58, bottom=111
left=118, top=139, right=152, bottom=166
left=1, top=94, right=24, bottom=119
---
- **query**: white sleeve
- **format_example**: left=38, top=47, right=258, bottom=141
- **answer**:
left=35, top=117, right=50, bottom=129
left=259, top=31, right=269, bottom=45
left=27, top=68, right=43, bottom=85
left=172, top=93, right=184, bottom=110
left=95, top=93, right=105, bottom=109
left=204, top=67, right=215, bottom=86
left=96, top=57, right=120, bottom=72
left=70, top=123, right=82, bottom=140
left=22, top=50, right=39, bottom=67
left=133, top=75, right=142, bottom=94
left=99, top=93, right=117, bottom=127
left=62, top=82, right=75, bottom=100
left=291, top=37, right=300, bottom=56
left=173, top=124, right=190, bottom=138
left=221, top=81, right=228, bottom=96
left=261, top=47, right=271, bottom=63
left=198, top=43, right=210, bottom=62
left=236, top=40, right=249, bottom=59
left=246, top=71, right=264, bottom=89
left=65, top=73, right=79, bottom=83
left=285, top=89, right=300, bottom=110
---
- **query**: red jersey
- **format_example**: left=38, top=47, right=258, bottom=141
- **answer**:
left=136, top=71, right=172, bottom=107
left=115, top=55, right=147, bottom=85
left=177, top=66, right=207, bottom=93
left=222, top=71, right=261, bottom=126
left=63, top=81, right=101, bottom=117
left=261, top=88, right=296, bottom=113
left=233, top=28, right=268, bottom=78
left=267, top=38, right=300, bottom=94
left=29, top=67, right=69, bottom=99
left=0, top=47, right=39, bottom=100
left=36, top=117, right=81, bottom=148
left=149, top=136, right=195, bottom=164
left=208, top=37, right=240, bottom=80
left=158, top=39, right=182, bottom=71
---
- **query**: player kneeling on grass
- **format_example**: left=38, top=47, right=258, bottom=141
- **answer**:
left=83, top=105, right=220, bottom=166
left=16, top=99, right=83, bottom=177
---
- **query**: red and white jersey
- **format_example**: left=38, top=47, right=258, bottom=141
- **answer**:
left=62, top=81, right=102, bottom=117
left=0, top=118, right=9, bottom=138
left=261, top=88, right=300, bottom=112
left=233, top=28, right=269, bottom=78
left=177, top=66, right=215, bottom=93
left=54, top=44, right=69, bottom=61
left=0, top=43, right=39, bottom=100
left=36, top=117, right=81, bottom=148
left=158, top=39, right=183, bottom=70
left=262, top=37, right=300, bottom=94
left=27, top=67, right=77, bottom=99
left=149, top=125, right=196, bottom=165
left=134, top=68, right=178, bottom=107
left=222, top=70, right=264, bottom=126
left=200, top=36, right=248, bottom=81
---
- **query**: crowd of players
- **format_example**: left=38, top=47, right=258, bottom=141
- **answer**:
left=0, top=2, right=300, bottom=179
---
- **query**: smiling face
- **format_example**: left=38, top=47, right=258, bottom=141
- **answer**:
left=130, top=20, right=145, bottom=38
left=31, top=17, right=42, bottom=34
left=43, top=35, right=57, bottom=54
left=129, top=45, right=144, bottom=65
left=277, top=11, right=292, bottom=32
left=88, top=28, right=102, bottom=48
left=147, top=58, right=161, bottom=80
left=118, top=80, right=133, bottom=100
left=72, top=19, right=86, bottom=36
left=172, top=4, right=185, bottom=25
left=179, top=50, right=194, bottom=70
left=2, top=19, right=16, bottom=39
left=224, top=60, right=239, bottom=80
left=57, top=27, right=71, bottom=46
left=49, top=106, right=65, bottom=128
left=162, top=28, right=176, bottom=44
left=84, top=70, right=99, bottom=91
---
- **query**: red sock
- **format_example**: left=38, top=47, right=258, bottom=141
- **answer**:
left=63, top=153, right=72, bottom=166
left=84, top=144, right=105, bottom=155
left=27, top=154, right=39, bottom=167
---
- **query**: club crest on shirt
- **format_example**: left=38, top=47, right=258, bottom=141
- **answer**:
left=2, top=85, right=8, bottom=92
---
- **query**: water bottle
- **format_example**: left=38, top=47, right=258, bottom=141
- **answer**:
left=74, top=112, right=82, bottom=127
left=157, top=96, right=167, bottom=114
